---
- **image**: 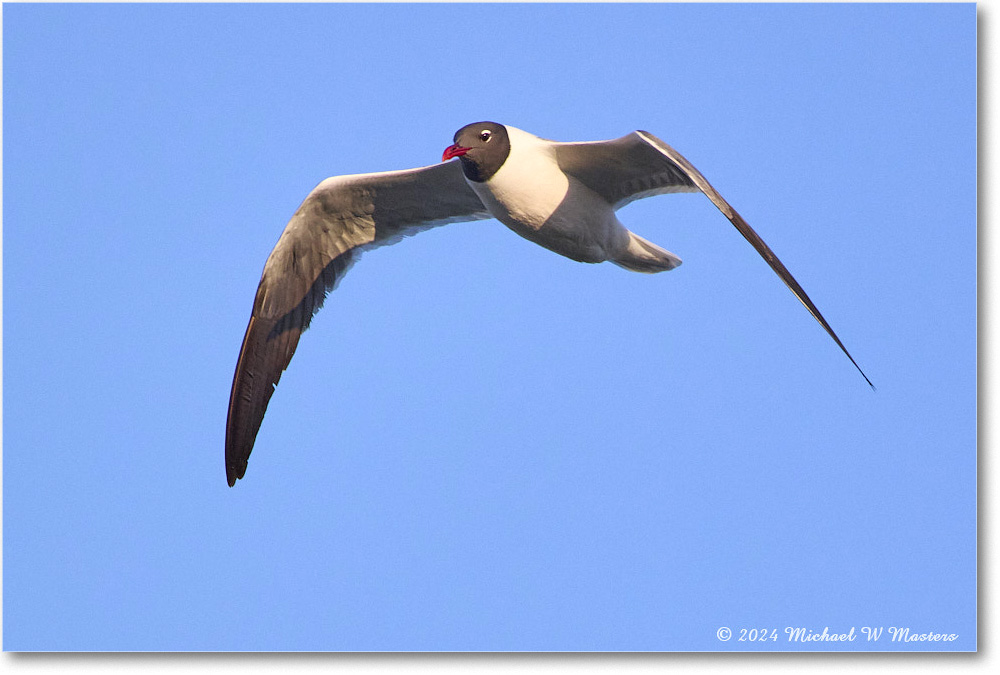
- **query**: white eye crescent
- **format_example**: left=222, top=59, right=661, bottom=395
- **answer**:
left=479, top=129, right=492, bottom=142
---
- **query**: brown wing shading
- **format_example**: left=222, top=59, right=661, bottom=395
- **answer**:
left=226, top=160, right=491, bottom=485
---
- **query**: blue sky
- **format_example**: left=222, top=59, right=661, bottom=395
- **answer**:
left=2, top=3, right=976, bottom=651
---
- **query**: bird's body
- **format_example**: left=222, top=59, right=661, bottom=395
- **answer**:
left=225, top=121, right=872, bottom=486
left=465, top=126, right=625, bottom=265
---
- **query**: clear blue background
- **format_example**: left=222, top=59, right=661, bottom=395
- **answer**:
left=2, top=3, right=976, bottom=651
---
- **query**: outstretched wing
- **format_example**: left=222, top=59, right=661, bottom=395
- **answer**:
left=226, top=159, right=490, bottom=485
left=554, top=131, right=873, bottom=388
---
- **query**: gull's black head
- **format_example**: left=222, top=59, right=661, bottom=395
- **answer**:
left=442, top=121, right=511, bottom=182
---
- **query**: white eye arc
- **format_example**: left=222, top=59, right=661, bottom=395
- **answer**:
left=479, top=129, right=492, bottom=142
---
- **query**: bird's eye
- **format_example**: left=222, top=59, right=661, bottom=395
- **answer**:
left=479, top=130, right=492, bottom=142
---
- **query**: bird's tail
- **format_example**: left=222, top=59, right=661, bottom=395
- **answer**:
left=612, top=231, right=682, bottom=274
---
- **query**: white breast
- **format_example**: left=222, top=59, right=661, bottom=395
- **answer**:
left=468, top=126, right=569, bottom=232
left=469, top=126, right=626, bottom=264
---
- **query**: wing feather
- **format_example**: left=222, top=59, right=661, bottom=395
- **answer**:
left=226, top=159, right=490, bottom=485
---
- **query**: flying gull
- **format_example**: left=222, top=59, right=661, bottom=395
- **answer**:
left=226, top=121, right=872, bottom=486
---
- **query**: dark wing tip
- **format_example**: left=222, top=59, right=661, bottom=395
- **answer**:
left=635, top=132, right=874, bottom=389
left=833, top=338, right=874, bottom=390
left=727, top=206, right=876, bottom=391
left=226, top=462, right=244, bottom=487
left=857, top=362, right=876, bottom=390
left=225, top=315, right=301, bottom=487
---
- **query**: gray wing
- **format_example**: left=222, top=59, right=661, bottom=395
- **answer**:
left=553, top=131, right=700, bottom=209
left=554, top=131, right=873, bottom=389
left=226, top=159, right=490, bottom=485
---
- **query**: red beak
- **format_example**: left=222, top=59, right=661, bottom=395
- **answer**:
left=442, top=144, right=470, bottom=162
